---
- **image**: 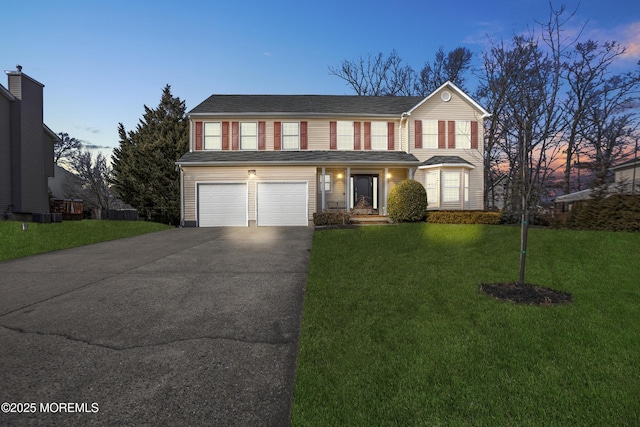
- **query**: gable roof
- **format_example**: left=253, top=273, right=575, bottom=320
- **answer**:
left=189, top=95, right=425, bottom=117
left=177, top=150, right=420, bottom=166
left=408, top=81, right=491, bottom=118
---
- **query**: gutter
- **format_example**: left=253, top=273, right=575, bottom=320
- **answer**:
left=418, top=163, right=476, bottom=170
left=187, top=112, right=402, bottom=119
left=175, top=160, right=421, bottom=167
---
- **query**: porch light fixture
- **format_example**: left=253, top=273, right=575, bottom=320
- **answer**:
left=337, top=173, right=344, bottom=180
left=248, top=170, right=256, bottom=177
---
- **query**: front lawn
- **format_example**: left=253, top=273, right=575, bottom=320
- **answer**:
left=0, top=220, right=173, bottom=261
left=292, top=224, right=640, bottom=426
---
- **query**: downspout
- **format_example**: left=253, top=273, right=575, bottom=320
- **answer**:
left=189, top=120, right=193, bottom=152
left=400, top=112, right=415, bottom=179
left=400, top=112, right=410, bottom=153
left=179, top=165, right=184, bottom=226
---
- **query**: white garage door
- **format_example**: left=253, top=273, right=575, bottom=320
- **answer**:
left=198, top=183, right=247, bottom=227
left=257, top=182, right=308, bottom=226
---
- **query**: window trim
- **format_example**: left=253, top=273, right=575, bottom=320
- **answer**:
left=240, top=122, right=258, bottom=151
left=370, top=121, right=388, bottom=151
left=442, top=171, right=461, bottom=203
left=337, top=121, right=354, bottom=150
left=282, top=121, right=300, bottom=150
left=203, top=121, right=222, bottom=150
left=455, top=120, right=471, bottom=149
left=318, top=172, right=333, bottom=193
left=422, top=119, right=438, bottom=149
left=425, top=171, right=440, bottom=207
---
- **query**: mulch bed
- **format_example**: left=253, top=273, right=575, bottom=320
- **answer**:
left=479, top=282, right=572, bottom=306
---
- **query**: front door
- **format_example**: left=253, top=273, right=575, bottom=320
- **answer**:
left=354, top=175, right=375, bottom=209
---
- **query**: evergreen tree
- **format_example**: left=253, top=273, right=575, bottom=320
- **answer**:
left=111, top=85, right=188, bottom=225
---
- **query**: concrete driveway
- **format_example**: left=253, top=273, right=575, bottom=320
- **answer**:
left=0, top=226, right=313, bottom=426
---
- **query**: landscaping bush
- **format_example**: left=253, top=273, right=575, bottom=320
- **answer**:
left=426, top=210, right=501, bottom=224
left=500, top=210, right=551, bottom=226
left=313, top=211, right=351, bottom=226
left=565, top=194, right=640, bottom=232
left=387, top=179, right=428, bottom=222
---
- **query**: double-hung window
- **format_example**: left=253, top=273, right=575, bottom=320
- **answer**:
left=423, top=120, right=438, bottom=149
left=282, top=122, right=300, bottom=150
left=464, top=171, right=470, bottom=203
left=203, top=122, right=222, bottom=150
left=442, top=171, right=460, bottom=202
left=318, top=173, right=332, bottom=192
left=455, top=120, right=471, bottom=149
left=337, top=121, right=353, bottom=150
left=425, top=171, right=439, bottom=207
left=240, top=122, right=257, bottom=150
left=371, top=122, right=388, bottom=150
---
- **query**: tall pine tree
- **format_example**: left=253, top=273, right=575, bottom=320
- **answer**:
left=111, top=85, right=188, bottom=225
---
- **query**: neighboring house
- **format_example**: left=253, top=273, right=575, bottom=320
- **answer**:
left=1, top=66, right=59, bottom=222
left=176, top=82, right=490, bottom=227
left=613, top=157, right=640, bottom=189
left=49, top=164, right=83, bottom=199
left=553, top=157, right=640, bottom=216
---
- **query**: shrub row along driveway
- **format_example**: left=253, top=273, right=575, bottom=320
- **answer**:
left=0, top=226, right=313, bottom=426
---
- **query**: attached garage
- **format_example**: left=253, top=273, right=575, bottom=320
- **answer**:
left=198, top=183, right=248, bottom=227
left=257, top=182, right=308, bottom=226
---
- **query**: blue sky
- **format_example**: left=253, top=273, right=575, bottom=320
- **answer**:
left=2, top=0, right=639, bottom=159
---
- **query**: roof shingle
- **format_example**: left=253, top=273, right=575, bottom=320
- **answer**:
left=177, top=150, right=420, bottom=165
left=188, top=95, right=425, bottom=116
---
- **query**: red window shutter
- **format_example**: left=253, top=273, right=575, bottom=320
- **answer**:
left=471, top=121, right=479, bottom=149
left=438, top=120, right=446, bottom=149
left=330, top=121, right=337, bottom=150
left=448, top=121, right=455, bottom=149
left=232, top=122, right=239, bottom=150
left=415, top=120, right=422, bottom=149
left=387, top=122, right=395, bottom=150
left=195, top=121, right=203, bottom=150
left=222, top=122, right=229, bottom=150
left=301, top=121, right=308, bottom=150
left=258, top=121, right=266, bottom=150
left=274, top=121, right=281, bottom=150
left=364, top=122, right=371, bottom=150
left=354, top=122, right=361, bottom=150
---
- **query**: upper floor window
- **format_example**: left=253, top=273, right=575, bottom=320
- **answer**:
left=455, top=120, right=471, bottom=149
left=282, top=122, right=300, bottom=150
left=240, top=122, right=257, bottom=150
left=371, top=122, right=388, bottom=150
left=337, top=121, right=353, bottom=150
left=204, top=122, right=222, bottom=150
left=423, top=120, right=438, bottom=149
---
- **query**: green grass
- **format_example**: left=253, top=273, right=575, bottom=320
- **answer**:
left=0, top=220, right=173, bottom=261
left=292, top=224, right=640, bottom=426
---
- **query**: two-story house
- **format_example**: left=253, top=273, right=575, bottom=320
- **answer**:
left=176, top=81, right=490, bottom=227
left=1, top=66, right=59, bottom=222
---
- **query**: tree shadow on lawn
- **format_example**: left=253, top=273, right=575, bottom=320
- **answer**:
left=479, top=282, right=572, bottom=306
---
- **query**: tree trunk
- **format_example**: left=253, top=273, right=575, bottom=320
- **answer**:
left=519, top=209, right=529, bottom=285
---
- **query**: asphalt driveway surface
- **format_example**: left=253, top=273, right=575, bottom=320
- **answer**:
left=0, top=226, right=313, bottom=426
